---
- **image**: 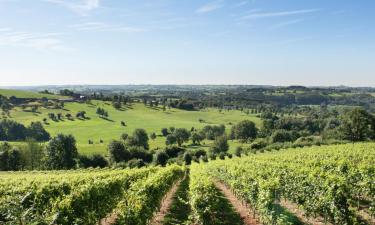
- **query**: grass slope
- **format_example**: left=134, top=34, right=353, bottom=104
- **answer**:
left=0, top=89, right=64, bottom=99
left=3, top=101, right=261, bottom=155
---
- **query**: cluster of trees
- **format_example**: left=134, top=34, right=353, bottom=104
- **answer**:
left=96, top=107, right=109, bottom=118
left=59, top=89, right=75, bottom=96
left=239, top=107, right=375, bottom=152
left=340, top=108, right=375, bottom=141
left=0, top=95, right=11, bottom=115
left=0, top=134, right=108, bottom=171
left=108, top=129, right=153, bottom=167
left=0, top=120, right=50, bottom=142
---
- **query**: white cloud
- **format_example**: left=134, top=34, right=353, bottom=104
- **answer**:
left=0, top=29, right=72, bottom=52
left=43, top=0, right=100, bottom=15
left=242, top=9, right=320, bottom=20
left=196, top=1, right=224, bottom=14
left=70, top=22, right=147, bottom=33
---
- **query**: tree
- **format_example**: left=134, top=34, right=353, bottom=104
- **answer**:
left=7, top=148, right=22, bottom=171
left=201, top=125, right=225, bottom=140
left=231, top=120, right=258, bottom=142
left=112, top=101, right=122, bottom=109
left=183, top=152, right=192, bottom=165
left=128, top=129, right=149, bottom=150
left=0, top=148, right=22, bottom=171
left=128, top=146, right=153, bottom=163
left=25, top=139, right=44, bottom=170
left=108, top=140, right=130, bottom=163
left=161, top=128, right=169, bottom=137
left=340, top=108, right=375, bottom=142
left=271, top=129, right=298, bottom=143
left=210, top=135, right=229, bottom=155
left=120, top=133, right=129, bottom=141
left=45, top=134, right=78, bottom=170
left=150, top=132, right=157, bottom=140
left=79, top=154, right=108, bottom=168
left=66, top=113, right=72, bottom=120
left=174, top=128, right=191, bottom=146
left=27, top=122, right=50, bottom=141
left=155, top=151, right=169, bottom=167
left=166, top=134, right=177, bottom=145
left=235, top=146, right=243, bottom=157
left=191, top=132, right=204, bottom=145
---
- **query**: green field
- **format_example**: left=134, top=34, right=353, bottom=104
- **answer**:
left=3, top=101, right=261, bottom=155
left=0, top=89, right=64, bottom=99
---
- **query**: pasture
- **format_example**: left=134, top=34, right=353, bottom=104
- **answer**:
left=3, top=101, right=261, bottom=154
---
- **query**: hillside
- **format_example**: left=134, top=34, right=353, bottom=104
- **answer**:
left=0, top=89, right=65, bottom=99
left=3, top=101, right=261, bottom=154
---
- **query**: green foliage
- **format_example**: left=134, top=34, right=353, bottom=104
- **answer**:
left=116, top=165, right=184, bottom=225
left=45, top=134, right=78, bottom=170
left=231, top=120, right=258, bottom=142
left=173, top=128, right=191, bottom=146
left=209, top=135, right=229, bottom=155
left=108, top=140, right=130, bottom=163
left=340, top=107, right=375, bottom=141
left=154, top=151, right=169, bottom=166
left=166, top=134, right=177, bottom=145
left=127, top=128, right=149, bottom=150
left=203, top=143, right=375, bottom=224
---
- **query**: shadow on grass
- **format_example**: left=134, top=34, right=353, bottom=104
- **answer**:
left=100, top=117, right=115, bottom=122
left=210, top=188, right=245, bottom=225
left=163, top=176, right=191, bottom=225
left=164, top=176, right=244, bottom=225
left=273, top=203, right=304, bottom=225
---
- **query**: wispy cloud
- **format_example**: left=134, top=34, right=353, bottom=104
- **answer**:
left=0, top=29, right=72, bottom=52
left=269, top=18, right=305, bottom=30
left=70, top=22, right=147, bottom=33
left=43, top=0, right=100, bottom=15
left=196, top=1, right=224, bottom=14
left=242, top=8, right=320, bottom=20
left=234, top=1, right=249, bottom=8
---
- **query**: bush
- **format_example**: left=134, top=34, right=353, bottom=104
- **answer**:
left=271, top=129, right=299, bottom=143
left=127, top=159, right=146, bottom=168
left=219, top=152, right=226, bottom=160
left=194, top=149, right=206, bottom=158
left=78, top=154, right=108, bottom=168
left=183, top=152, right=192, bottom=165
left=155, top=151, right=169, bottom=166
left=250, top=139, right=268, bottom=150
left=165, top=146, right=185, bottom=158
left=234, top=146, right=243, bottom=157
left=129, top=146, right=153, bottom=163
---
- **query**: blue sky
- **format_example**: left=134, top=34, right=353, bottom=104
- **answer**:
left=0, top=0, right=374, bottom=86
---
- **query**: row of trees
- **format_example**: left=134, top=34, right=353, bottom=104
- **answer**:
left=0, top=120, right=50, bottom=142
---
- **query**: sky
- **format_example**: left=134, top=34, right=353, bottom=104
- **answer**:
left=0, top=0, right=374, bottom=86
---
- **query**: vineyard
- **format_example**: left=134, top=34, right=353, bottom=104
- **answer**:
left=1, top=143, right=374, bottom=225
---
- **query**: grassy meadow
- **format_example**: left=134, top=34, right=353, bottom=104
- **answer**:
left=0, top=89, right=66, bottom=99
left=2, top=100, right=261, bottom=155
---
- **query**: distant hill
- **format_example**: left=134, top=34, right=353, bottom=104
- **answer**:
left=0, top=89, right=66, bottom=99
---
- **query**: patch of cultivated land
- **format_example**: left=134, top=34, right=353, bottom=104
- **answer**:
left=2, top=101, right=261, bottom=155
